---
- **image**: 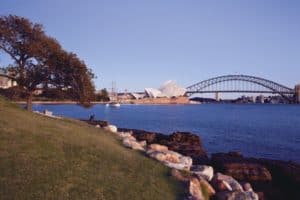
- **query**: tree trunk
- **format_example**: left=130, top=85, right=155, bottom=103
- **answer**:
left=26, top=91, right=33, bottom=111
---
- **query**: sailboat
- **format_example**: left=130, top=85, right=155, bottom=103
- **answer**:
left=106, top=82, right=121, bottom=108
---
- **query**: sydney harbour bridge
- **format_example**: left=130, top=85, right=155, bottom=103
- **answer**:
left=186, top=75, right=300, bottom=103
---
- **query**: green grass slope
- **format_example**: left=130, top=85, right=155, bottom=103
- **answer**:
left=0, top=98, right=184, bottom=200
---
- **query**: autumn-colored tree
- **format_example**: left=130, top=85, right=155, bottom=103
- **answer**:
left=96, top=88, right=110, bottom=102
left=48, top=51, right=95, bottom=106
left=0, top=15, right=95, bottom=110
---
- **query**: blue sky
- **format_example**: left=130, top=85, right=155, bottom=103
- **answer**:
left=1, top=0, right=300, bottom=94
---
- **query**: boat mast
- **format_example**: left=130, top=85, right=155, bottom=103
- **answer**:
left=110, top=81, right=118, bottom=102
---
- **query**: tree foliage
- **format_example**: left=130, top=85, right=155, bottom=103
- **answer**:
left=95, top=88, right=110, bottom=102
left=0, top=15, right=95, bottom=110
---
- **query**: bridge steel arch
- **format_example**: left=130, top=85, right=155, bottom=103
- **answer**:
left=186, top=75, right=295, bottom=98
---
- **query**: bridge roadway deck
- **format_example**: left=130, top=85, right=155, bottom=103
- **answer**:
left=186, top=90, right=295, bottom=94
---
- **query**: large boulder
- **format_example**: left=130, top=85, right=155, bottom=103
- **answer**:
left=119, top=128, right=161, bottom=143
left=147, top=150, right=193, bottom=170
left=164, top=162, right=191, bottom=171
left=148, top=150, right=182, bottom=163
left=118, top=132, right=136, bottom=140
left=122, top=138, right=145, bottom=151
left=179, top=156, right=193, bottom=168
left=191, top=165, right=214, bottom=181
left=223, top=163, right=272, bottom=182
left=199, top=178, right=216, bottom=197
left=215, top=191, right=259, bottom=200
left=189, top=178, right=205, bottom=200
left=104, top=125, right=118, bottom=133
left=165, top=132, right=208, bottom=164
left=243, top=183, right=253, bottom=192
left=171, top=169, right=191, bottom=182
left=258, top=158, right=300, bottom=184
left=148, top=151, right=167, bottom=162
left=257, top=158, right=300, bottom=200
left=189, top=177, right=215, bottom=200
left=148, top=144, right=168, bottom=152
left=212, top=173, right=244, bottom=192
left=211, top=153, right=272, bottom=182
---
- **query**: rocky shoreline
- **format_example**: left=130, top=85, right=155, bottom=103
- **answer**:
left=84, top=120, right=300, bottom=200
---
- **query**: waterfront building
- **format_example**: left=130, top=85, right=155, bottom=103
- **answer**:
left=0, top=70, right=17, bottom=89
left=256, top=95, right=265, bottom=104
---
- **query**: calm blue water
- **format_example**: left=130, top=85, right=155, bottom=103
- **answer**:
left=32, top=104, right=300, bottom=163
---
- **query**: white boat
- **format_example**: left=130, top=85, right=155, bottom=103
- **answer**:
left=106, top=102, right=121, bottom=108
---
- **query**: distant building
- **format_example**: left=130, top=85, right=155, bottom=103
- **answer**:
left=115, top=92, right=145, bottom=102
left=256, top=95, right=265, bottom=104
left=0, top=70, right=17, bottom=89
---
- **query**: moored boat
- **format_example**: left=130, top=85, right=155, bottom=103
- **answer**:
left=106, top=102, right=121, bottom=107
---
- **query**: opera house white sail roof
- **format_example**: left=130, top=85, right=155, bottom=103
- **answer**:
left=144, top=81, right=186, bottom=98
left=159, top=80, right=187, bottom=98
left=144, top=88, right=166, bottom=98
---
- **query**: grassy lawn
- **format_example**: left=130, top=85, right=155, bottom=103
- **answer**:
left=0, top=97, right=184, bottom=200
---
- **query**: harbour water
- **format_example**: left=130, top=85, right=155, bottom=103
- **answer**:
left=33, top=103, right=300, bottom=163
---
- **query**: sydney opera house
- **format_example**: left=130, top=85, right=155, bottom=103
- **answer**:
left=144, top=80, right=186, bottom=98
left=126, top=81, right=189, bottom=104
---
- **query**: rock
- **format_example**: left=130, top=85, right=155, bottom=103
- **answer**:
left=148, top=151, right=167, bottom=162
left=257, top=192, right=265, bottom=200
left=256, top=159, right=300, bottom=199
left=119, top=132, right=135, bottom=140
left=95, top=124, right=100, bottom=128
left=147, top=150, right=192, bottom=170
left=165, top=132, right=209, bottom=164
left=148, top=150, right=180, bottom=163
left=148, top=144, right=168, bottom=152
left=199, top=178, right=216, bottom=197
left=258, top=158, right=300, bottom=184
left=179, top=156, right=193, bottom=168
left=211, top=153, right=272, bottom=182
left=223, top=163, right=272, bottom=182
left=243, top=183, right=253, bottom=192
left=189, top=178, right=205, bottom=200
left=104, top=125, right=118, bottom=133
left=165, top=162, right=191, bottom=171
left=119, top=128, right=161, bottom=143
left=215, top=191, right=259, bottom=200
left=139, top=140, right=147, bottom=148
left=191, top=165, right=214, bottom=181
left=212, top=173, right=243, bottom=192
left=122, top=138, right=145, bottom=151
left=171, top=169, right=191, bottom=182
left=188, top=177, right=215, bottom=200
left=119, top=128, right=209, bottom=164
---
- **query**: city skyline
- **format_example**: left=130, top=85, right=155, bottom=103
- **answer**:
left=1, top=0, right=300, bottom=93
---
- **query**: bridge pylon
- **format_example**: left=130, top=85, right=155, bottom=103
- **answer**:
left=295, top=84, right=300, bottom=103
left=215, top=92, right=220, bottom=101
